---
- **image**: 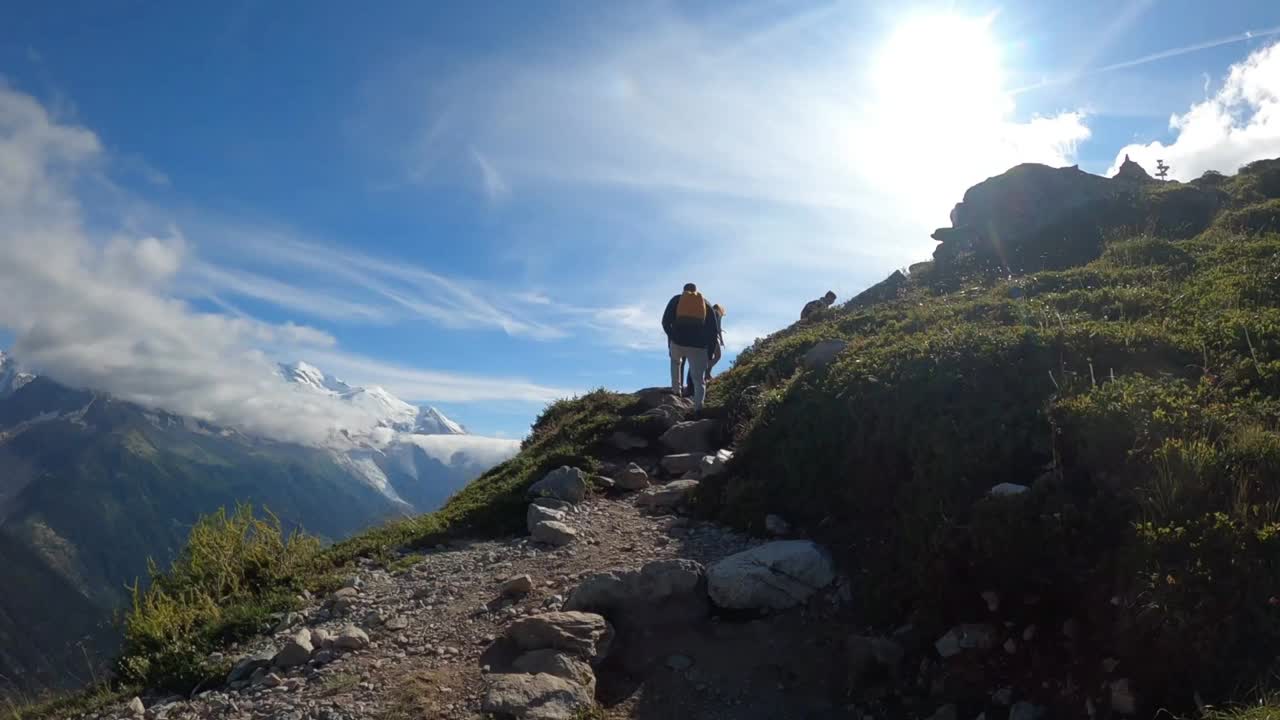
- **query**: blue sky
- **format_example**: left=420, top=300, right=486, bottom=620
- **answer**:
left=1, top=0, right=1279, bottom=439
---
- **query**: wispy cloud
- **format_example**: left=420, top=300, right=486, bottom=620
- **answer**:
left=1110, top=38, right=1280, bottom=179
left=470, top=147, right=508, bottom=200
left=0, top=85, right=569, bottom=443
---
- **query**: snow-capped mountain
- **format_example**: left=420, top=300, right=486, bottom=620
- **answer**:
left=0, top=350, right=35, bottom=398
left=278, top=361, right=467, bottom=435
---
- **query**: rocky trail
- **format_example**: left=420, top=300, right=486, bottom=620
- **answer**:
left=87, top=388, right=1126, bottom=720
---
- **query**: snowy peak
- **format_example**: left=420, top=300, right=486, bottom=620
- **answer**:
left=278, top=361, right=353, bottom=394
left=279, top=361, right=466, bottom=436
left=0, top=350, right=35, bottom=398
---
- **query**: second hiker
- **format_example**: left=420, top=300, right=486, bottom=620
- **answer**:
left=662, top=283, right=720, bottom=411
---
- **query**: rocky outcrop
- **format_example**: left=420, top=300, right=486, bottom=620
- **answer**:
left=931, top=163, right=1129, bottom=272
left=1114, top=154, right=1152, bottom=183
left=706, top=540, right=835, bottom=610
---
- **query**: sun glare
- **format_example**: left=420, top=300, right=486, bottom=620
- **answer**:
left=874, top=13, right=1007, bottom=117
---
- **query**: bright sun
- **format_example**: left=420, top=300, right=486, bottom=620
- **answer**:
left=874, top=13, right=1006, bottom=117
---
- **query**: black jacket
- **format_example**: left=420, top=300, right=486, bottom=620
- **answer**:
left=662, top=294, right=719, bottom=351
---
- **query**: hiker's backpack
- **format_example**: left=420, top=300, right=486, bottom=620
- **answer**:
left=675, top=292, right=706, bottom=323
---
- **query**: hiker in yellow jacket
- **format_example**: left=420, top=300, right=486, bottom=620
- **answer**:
left=661, top=283, right=720, bottom=410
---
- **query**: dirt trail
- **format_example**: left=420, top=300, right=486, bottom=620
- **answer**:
left=98, top=487, right=854, bottom=720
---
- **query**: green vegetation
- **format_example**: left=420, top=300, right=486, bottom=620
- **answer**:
left=114, top=505, right=319, bottom=692
left=698, top=171, right=1280, bottom=710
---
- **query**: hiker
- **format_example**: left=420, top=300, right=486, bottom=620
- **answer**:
left=801, top=290, right=837, bottom=321
left=685, top=304, right=725, bottom=396
left=662, top=283, right=720, bottom=410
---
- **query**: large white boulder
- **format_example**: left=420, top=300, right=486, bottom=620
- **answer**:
left=707, top=540, right=836, bottom=610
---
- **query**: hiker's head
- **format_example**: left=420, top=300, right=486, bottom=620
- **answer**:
left=713, top=304, right=725, bottom=317
left=683, top=283, right=697, bottom=293
left=823, top=291, right=837, bottom=303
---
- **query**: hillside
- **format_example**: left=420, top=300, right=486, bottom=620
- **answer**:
left=22, top=156, right=1280, bottom=720
left=0, top=366, right=515, bottom=695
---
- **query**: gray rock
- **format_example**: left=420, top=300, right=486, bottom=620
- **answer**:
left=659, top=419, right=720, bottom=453
left=660, top=453, right=710, bottom=476
left=639, top=404, right=687, bottom=431
left=990, top=483, right=1030, bottom=497
left=636, top=479, right=699, bottom=509
left=385, top=616, right=409, bottom=631
left=617, top=463, right=651, bottom=490
left=594, top=476, right=616, bottom=490
left=312, top=649, right=335, bottom=665
left=482, top=672, right=594, bottom=720
left=764, top=514, right=791, bottom=536
left=802, top=339, right=848, bottom=370
left=127, top=697, right=146, bottom=717
left=272, top=629, right=314, bottom=668
left=261, top=672, right=283, bottom=688
left=707, top=540, right=836, bottom=610
left=527, top=466, right=588, bottom=504
left=512, top=649, right=597, bottom=694
left=610, top=431, right=649, bottom=450
left=227, top=649, right=274, bottom=683
left=531, top=520, right=578, bottom=546
left=528, top=504, right=567, bottom=533
left=565, top=559, right=708, bottom=625
left=1010, top=702, right=1044, bottom=720
left=929, top=704, right=958, bottom=720
left=332, top=625, right=370, bottom=651
left=634, top=387, right=694, bottom=412
left=508, top=612, right=613, bottom=661
left=502, top=574, right=536, bottom=596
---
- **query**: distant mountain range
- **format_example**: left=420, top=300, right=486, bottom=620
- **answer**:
left=0, top=352, right=519, bottom=692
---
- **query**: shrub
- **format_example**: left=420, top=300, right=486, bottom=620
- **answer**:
left=1217, top=199, right=1280, bottom=234
left=115, top=505, right=318, bottom=691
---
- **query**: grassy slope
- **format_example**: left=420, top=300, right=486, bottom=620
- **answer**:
left=696, top=166, right=1280, bottom=710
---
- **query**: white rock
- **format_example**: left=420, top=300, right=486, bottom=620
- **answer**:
left=990, top=483, right=1030, bottom=497
left=502, top=574, right=535, bottom=596
left=127, top=697, right=145, bottom=717
left=532, top=520, right=578, bottom=546
left=707, top=540, right=835, bottom=610
left=764, top=514, right=791, bottom=536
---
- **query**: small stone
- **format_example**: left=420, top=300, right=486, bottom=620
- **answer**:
left=127, top=697, right=146, bottom=717
left=990, top=483, right=1030, bottom=496
left=1102, top=657, right=1120, bottom=673
left=594, top=476, right=616, bottom=490
left=332, top=625, right=370, bottom=651
left=1003, top=638, right=1017, bottom=655
left=992, top=688, right=1013, bottom=706
left=501, top=574, right=535, bottom=596
left=617, top=463, right=651, bottom=490
left=929, top=704, right=958, bottom=720
left=1022, top=625, right=1037, bottom=642
left=272, top=629, right=314, bottom=668
left=262, top=673, right=283, bottom=688
left=384, top=616, right=409, bottom=631
left=981, top=591, right=1000, bottom=612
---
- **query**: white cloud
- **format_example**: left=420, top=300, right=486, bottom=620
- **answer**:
left=389, top=5, right=1090, bottom=349
left=470, top=148, right=508, bottom=200
left=1110, top=39, right=1280, bottom=180
left=0, top=85, right=569, bottom=443
left=401, top=433, right=520, bottom=469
